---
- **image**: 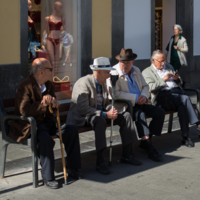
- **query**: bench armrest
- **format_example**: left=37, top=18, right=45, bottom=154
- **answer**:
left=115, top=99, right=133, bottom=116
left=2, top=115, right=37, bottom=148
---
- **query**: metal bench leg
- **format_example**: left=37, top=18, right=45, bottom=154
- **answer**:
left=32, top=150, right=38, bottom=188
left=0, top=140, right=9, bottom=178
left=168, top=113, right=173, bottom=133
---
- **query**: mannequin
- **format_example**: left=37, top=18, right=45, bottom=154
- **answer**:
left=28, top=0, right=39, bottom=58
left=28, top=0, right=34, bottom=30
left=45, top=1, right=65, bottom=76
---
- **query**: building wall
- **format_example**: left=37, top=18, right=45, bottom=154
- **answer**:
left=176, top=0, right=200, bottom=87
left=92, top=0, right=112, bottom=58
left=1, top=0, right=200, bottom=100
left=0, top=0, right=28, bottom=99
left=0, top=0, right=20, bottom=64
left=81, top=0, right=125, bottom=76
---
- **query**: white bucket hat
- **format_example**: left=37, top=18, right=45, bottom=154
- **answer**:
left=90, top=57, right=115, bottom=71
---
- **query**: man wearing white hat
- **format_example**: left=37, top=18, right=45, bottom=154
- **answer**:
left=67, top=57, right=141, bottom=175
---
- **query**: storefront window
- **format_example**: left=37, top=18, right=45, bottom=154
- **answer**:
left=28, top=0, right=78, bottom=100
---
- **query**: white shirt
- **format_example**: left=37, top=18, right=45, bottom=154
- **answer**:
left=37, top=82, right=46, bottom=94
left=153, top=64, right=178, bottom=90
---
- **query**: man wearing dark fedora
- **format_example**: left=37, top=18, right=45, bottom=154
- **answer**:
left=107, top=48, right=165, bottom=162
left=67, top=57, right=142, bottom=175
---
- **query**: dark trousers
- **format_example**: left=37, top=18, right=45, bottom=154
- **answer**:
left=86, top=112, right=135, bottom=151
left=37, top=117, right=81, bottom=181
left=132, top=104, right=165, bottom=138
left=157, top=88, right=199, bottom=137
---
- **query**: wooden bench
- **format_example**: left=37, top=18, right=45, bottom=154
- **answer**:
left=1, top=88, right=200, bottom=188
left=57, top=88, right=200, bottom=134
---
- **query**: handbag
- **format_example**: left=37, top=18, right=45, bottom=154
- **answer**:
left=156, top=91, right=176, bottom=111
left=33, top=46, right=48, bottom=60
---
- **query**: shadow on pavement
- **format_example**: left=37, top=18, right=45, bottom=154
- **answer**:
left=1, top=126, right=200, bottom=189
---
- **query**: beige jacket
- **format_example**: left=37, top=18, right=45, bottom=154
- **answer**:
left=66, top=74, right=111, bottom=126
left=142, top=63, right=182, bottom=105
left=166, top=35, right=188, bottom=66
left=107, top=63, right=150, bottom=112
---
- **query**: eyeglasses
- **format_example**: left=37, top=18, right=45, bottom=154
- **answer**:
left=45, top=67, right=53, bottom=72
left=155, top=59, right=166, bottom=65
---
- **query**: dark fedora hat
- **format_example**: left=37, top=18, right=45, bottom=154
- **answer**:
left=116, top=48, right=137, bottom=61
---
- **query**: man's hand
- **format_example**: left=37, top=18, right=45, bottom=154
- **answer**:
left=52, top=97, right=59, bottom=108
left=172, top=74, right=179, bottom=81
left=137, top=95, right=147, bottom=105
left=106, top=108, right=118, bottom=120
left=162, top=73, right=174, bottom=82
left=41, top=95, right=52, bottom=106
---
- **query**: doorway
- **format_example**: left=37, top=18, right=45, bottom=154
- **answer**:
left=155, top=0, right=176, bottom=52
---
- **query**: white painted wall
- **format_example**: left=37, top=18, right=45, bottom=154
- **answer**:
left=162, top=0, right=176, bottom=53
left=194, top=0, right=200, bottom=56
left=124, top=0, right=151, bottom=60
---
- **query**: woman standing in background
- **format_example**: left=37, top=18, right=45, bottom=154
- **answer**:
left=165, top=24, right=188, bottom=72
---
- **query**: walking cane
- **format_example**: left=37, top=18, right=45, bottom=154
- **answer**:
left=109, top=75, right=119, bottom=166
left=49, top=105, right=68, bottom=185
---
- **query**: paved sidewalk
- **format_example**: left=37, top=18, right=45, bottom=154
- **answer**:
left=1, top=115, right=200, bottom=200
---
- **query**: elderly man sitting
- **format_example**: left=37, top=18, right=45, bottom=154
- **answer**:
left=67, top=57, right=141, bottom=175
left=107, top=48, right=165, bottom=162
left=9, top=58, right=81, bottom=189
left=142, top=50, right=200, bottom=147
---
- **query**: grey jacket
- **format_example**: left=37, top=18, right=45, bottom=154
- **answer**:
left=142, top=63, right=183, bottom=105
left=66, top=74, right=111, bottom=126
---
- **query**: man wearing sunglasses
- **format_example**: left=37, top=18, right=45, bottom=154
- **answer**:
left=9, top=58, right=81, bottom=189
left=142, top=50, right=200, bottom=147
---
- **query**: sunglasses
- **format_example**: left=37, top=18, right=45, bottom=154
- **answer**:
left=45, top=67, right=53, bottom=72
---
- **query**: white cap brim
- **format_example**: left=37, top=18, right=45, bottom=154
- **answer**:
left=90, top=65, right=115, bottom=71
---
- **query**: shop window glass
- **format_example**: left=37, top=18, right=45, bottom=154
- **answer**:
left=28, top=0, right=78, bottom=100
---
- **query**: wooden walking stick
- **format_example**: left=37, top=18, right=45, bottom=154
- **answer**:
left=49, top=105, right=68, bottom=185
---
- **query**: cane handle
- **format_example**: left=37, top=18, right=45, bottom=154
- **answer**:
left=49, top=104, right=53, bottom=113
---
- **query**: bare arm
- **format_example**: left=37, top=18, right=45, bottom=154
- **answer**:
left=45, top=16, right=49, bottom=36
left=62, top=17, right=66, bottom=31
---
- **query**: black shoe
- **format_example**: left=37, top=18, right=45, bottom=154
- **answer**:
left=182, top=137, right=194, bottom=147
left=43, top=179, right=59, bottom=189
left=197, top=127, right=200, bottom=137
left=139, top=140, right=163, bottom=162
left=148, top=149, right=164, bottom=162
left=139, top=139, right=152, bottom=151
left=67, top=168, right=83, bottom=179
left=120, top=155, right=142, bottom=165
left=96, top=163, right=110, bottom=175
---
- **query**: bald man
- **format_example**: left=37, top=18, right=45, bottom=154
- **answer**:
left=9, top=58, right=81, bottom=189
